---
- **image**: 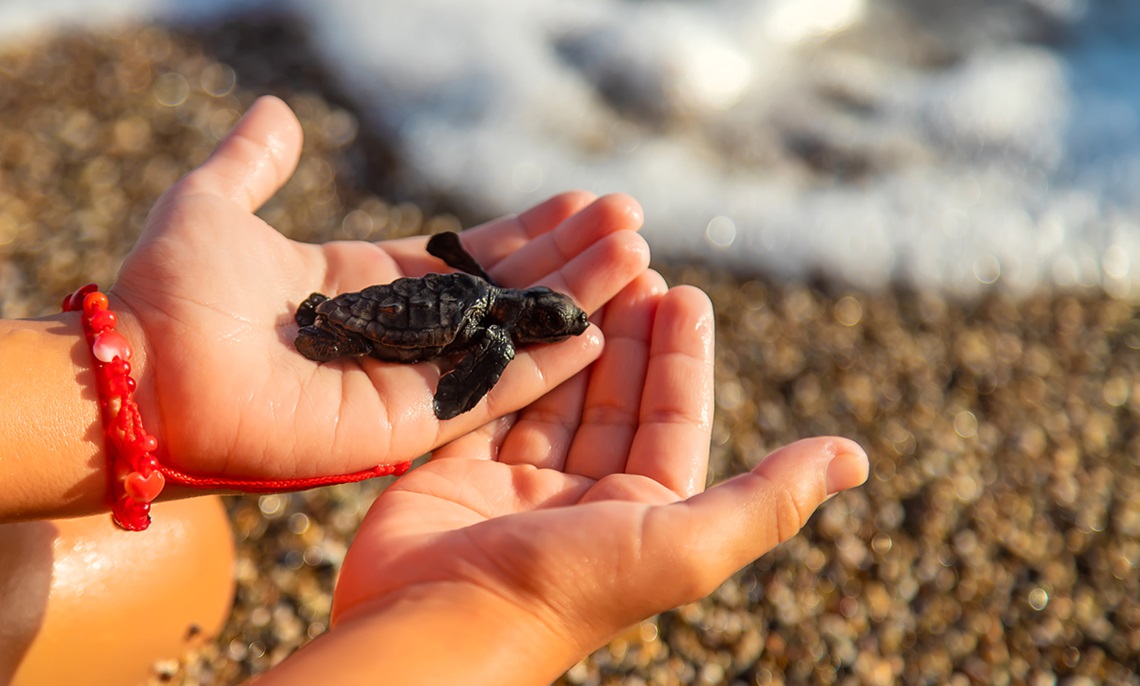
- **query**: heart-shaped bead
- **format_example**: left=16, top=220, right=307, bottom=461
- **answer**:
left=124, top=470, right=165, bottom=503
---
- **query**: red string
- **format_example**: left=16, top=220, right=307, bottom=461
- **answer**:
left=157, top=460, right=411, bottom=492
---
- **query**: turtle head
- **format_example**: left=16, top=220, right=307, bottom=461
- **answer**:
left=513, top=287, right=589, bottom=343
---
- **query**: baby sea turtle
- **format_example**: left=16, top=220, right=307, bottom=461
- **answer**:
left=294, top=232, right=590, bottom=419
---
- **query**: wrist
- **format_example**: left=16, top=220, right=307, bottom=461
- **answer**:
left=103, top=291, right=161, bottom=451
left=260, top=583, right=583, bottom=685
left=62, top=287, right=171, bottom=529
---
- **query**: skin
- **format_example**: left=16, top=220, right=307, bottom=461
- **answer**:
left=1, top=96, right=652, bottom=521
left=2, top=498, right=234, bottom=686
left=0, top=97, right=869, bottom=684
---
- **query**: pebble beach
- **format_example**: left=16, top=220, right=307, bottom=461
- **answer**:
left=2, top=17, right=1139, bottom=686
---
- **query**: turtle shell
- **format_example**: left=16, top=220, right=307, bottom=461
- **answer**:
left=315, top=272, right=493, bottom=361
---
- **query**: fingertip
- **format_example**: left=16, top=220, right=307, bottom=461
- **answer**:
left=756, top=437, right=868, bottom=499
left=638, top=269, right=670, bottom=297
left=231, top=95, right=303, bottom=165
left=591, top=193, right=644, bottom=230
left=569, top=230, right=651, bottom=296
left=824, top=439, right=870, bottom=495
left=646, top=285, right=714, bottom=372
left=582, top=322, right=606, bottom=354
left=249, top=95, right=302, bottom=132
left=619, top=230, right=652, bottom=273
left=651, top=436, right=867, bottom=601
left=659, top=285, right=714, bottom=344
left=178, top=95, right=304, bottom=212
left=603, top=269, right=667, bottom=324
left=665, top=284, right=713, bottom=315
left=517, top=191, right=597, bottom=237
left=546, top=190, right=598, bottom=216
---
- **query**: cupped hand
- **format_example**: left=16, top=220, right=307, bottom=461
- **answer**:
left=111, top=96, right=649, bottom=481
left=332, top=272, right=870, bottom=664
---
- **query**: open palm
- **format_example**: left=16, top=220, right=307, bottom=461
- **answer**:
left=109, top=97, right=649, bottom=482
left=331, top=276, right=870, bottom=666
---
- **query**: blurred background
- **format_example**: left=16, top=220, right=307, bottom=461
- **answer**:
left=1, top=1, right=1139, bottom=684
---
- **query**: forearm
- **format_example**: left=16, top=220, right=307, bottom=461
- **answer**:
left=252, top=585, right=584, bottom=686
left=0, top=310, right=154, bottom=522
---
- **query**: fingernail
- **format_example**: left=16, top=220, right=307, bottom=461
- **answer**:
left=825, top=445, right=870, bottom=495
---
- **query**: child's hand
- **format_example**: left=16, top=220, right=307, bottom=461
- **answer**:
left=323, top=274, right=869, bottom=683
left=110, top=96, right=649, bottom=483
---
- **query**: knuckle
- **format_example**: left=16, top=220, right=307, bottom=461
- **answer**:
left=582, top=401, right=639, bottom=428
left=771, top=482, right=807, bottom=544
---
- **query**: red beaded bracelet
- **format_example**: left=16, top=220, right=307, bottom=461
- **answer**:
left=63, top=284, right=412, bottom=531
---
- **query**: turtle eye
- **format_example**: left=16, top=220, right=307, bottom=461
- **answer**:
left=549, top=308, right=571, bottom=330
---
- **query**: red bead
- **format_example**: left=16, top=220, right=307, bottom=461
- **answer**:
left=92, top=331, right=132, bottom=363
left=62, top=284, right=98, bottom=312
left=108, top=373, right=138, bottom=394
left=82, top=291, right=109, bottom=315
left=62, top=284, right=163, bottom=532
left=88, top=308, right=117, bottom=332
left=137, top=434, right=159, bottom=454
left=112, top=495, right=151, bottom=531
left=139, top=455, right=160, bottom=473
left=108, top=358, right=131, bottom=377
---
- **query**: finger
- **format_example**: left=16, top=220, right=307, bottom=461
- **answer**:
left=497, top=369, right=589, bottom=470
left=564, top=271, right=667, bottom=479
left=537, top=230, right=651, bottom=314
left=431, top=415, right=517, bottom=462
left=311, top=325, right=604, bottom=467
left=377, top=194, right=644, bottom=288
left=464, top=191, right=598, bottom=268
left=299, top=210, right=647, bottom=462
left=488, top=194, right=645, bottom=288
left=374, top=191, right=598, bottom=280
left=431, top=325, right=606, bottom=445
left=625, top=286, right=715, bottom=497
left=437, top=232, right=647, bottom=435
left=164, top=95, right=303, bottom=212
left=644, top=437, right=869, bottom=607
left=309, top=239, right=405, bottom=296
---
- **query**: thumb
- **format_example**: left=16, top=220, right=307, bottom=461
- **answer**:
left=162, top=95, right=303, bottom=213
left=643, top=437, right=869, bottom=607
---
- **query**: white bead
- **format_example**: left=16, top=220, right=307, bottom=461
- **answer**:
left=92, top=331, right=132, bottom=363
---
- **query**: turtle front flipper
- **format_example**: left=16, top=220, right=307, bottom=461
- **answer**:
left=426, top=231, right=498, bottom=286
left=433, top=325, right=515, bottom=419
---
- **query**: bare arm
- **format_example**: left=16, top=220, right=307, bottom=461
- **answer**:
left=1, top=315, right=106, bottom=520
left=249, top=585, right=577, bottom=686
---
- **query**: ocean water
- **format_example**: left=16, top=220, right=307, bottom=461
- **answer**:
left=5, top=0, right=1140, bottom=296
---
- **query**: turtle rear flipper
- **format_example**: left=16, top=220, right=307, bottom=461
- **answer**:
left=295, top=323, right=374, bottom=361
left=295, top=292, right=330, bottom=327
left=426, top=231, right=498, bottom=286
left=433, top=325, right=515, bottom=419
